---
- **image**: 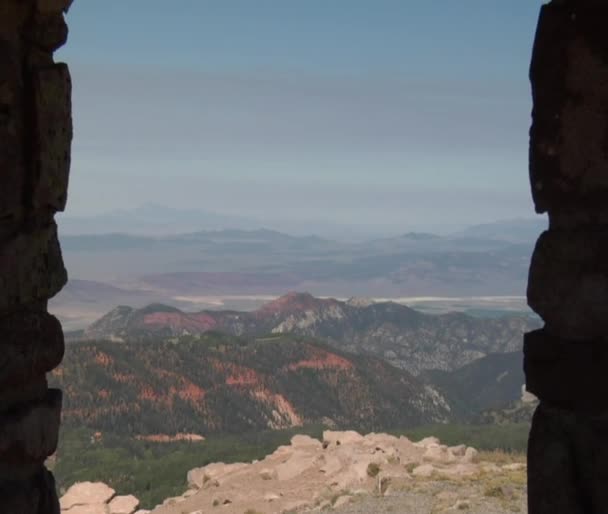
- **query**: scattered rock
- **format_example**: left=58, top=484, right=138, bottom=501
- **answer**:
left=69, top=430, right=525, bottom=514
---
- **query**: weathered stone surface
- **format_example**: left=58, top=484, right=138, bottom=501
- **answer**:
left=527, top=230, right=608, bottom=338
left=36, top=0, right=74, bottom=15
left=0, top=309, right=64, bottom=387
left=0, top=388, right=62, bottom=463
left=0, top=377, right=48, bottom=417
left=108, top=495, right=139, bottom=514
left=0, top=468, right=59, bottom=514
left=524, top=329, right=608, bottom=413
left=530, top=2, right=608, bottom=213
left=0, top=0, right=71, bottom=510
left=60, top=482, right=116, bottom=511
left=0, top=3, right=32, bottom=33
left=275, top=451, right=317, bottom=481
left=0, top=38, right=24, bottom=220
left=0, top=223, right=67, bottom=309
left=33, top=63, right=72, bottom=212
left=528, top=403, right=608, bottom=514
left=28, top=12, right=68, bottom=52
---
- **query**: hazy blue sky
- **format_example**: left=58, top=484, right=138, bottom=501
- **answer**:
left=58, top=1, right=545, bottom=234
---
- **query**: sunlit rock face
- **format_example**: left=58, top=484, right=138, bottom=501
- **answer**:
left=526, top=1, right=608, bottom=513
left=0, top=0, right=72, bottom=511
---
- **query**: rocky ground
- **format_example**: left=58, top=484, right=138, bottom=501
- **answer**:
left=60, top=431, right=527, bottom=514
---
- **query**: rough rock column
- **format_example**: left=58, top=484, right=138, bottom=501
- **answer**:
left=525, top=1, right=608, bottom=513
left=0, top=0, right=72, bottom=512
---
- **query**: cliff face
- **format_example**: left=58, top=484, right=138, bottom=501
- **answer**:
left=50, top=334, right=450, bottom=436
left=79, top=292, right=539, bottom=375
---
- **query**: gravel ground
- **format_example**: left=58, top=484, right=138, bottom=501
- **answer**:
left=327, top=480, right=527, bottom=514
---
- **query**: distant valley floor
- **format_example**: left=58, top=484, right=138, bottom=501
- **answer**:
left=50, top=280, right=533, bottom=331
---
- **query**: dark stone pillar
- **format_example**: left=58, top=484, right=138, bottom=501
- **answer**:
left=526, top=1, right=608, bottom=512
left=0, top=0, right=72, bottom=512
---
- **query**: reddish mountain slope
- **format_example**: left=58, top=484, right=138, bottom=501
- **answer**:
left=79, top=293, right=539, bottom=375
left=50, top=334, right=450, bottom=436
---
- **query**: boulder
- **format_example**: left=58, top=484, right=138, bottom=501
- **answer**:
left=333, top=495, right=353, bottom=508
left=187, top=462, right=246, bottom=489
left=329, top=468, right=361, bottom=491
left=259, top=468, right=278, bottom=480
left=412, top=464, right=436, bottom=478
left=276, top=452, right=317, bottom=481
left=323, top=430, right=364, bottom=446
left=108, top=495, right=139, bottom=514
left=264, top=492, right=281, bottom=502
left=423, top=444, right=456, bottom=464
left=291, top=434, right=322, bottom=449
left=319, top=455, right=343, bottom=476
left=60, top=482, right=115, bottom=510
left=414, top=436, right=440, bottom=448
left=62, top=505, right=109, bottom=514
left=448, top=444, right=466, bottom=457
left=463, top=447, right=478, bottom=463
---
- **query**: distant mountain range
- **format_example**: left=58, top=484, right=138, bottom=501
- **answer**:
left=50, top=334, right=450, bottom=436
left=53, top=218, right=545, bottom=327
left=58, top=204, right=547, bottom=241
left=76, top=293, right=539, bottom=376
left=57, top=204, right=384, bottom=240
